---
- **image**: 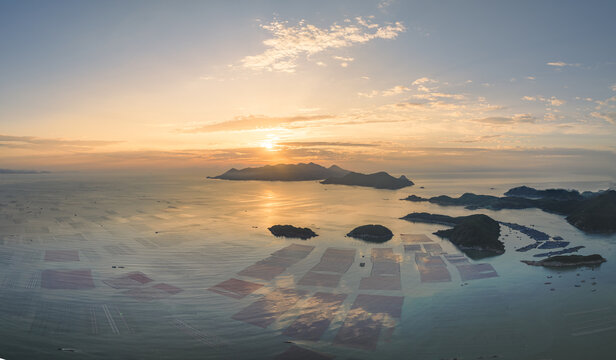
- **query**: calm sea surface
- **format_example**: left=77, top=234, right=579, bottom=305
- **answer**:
left=0, top=172, right=615, bottom=359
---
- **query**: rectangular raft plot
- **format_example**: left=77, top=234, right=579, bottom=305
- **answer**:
left=310, top=248, right=356, bottom=274
left=232, top=288, right=307, bottom=328
left=30, top=302, right=79, bottom=334
left=415, top=253, right=451, bottom=283
left=415, top=253, right=446, bottom=267
left=404, top=244, right=422, bottom=253
left=401, top=233, right=433, bottom=243
left=274, top=345, right=334, bottom=360
left=371, top=248, right=400, bottom=262
left=371, top=261, right=400, bottom=277
left=298, top=272, right=342, bottom=287
left=237, top=263, right=287, bottom=281
left=271, top=244, right=315, bottom=259
left=423, top=243, right=443, bottom=254
left=334, top=294, right=404, bottom=351
left=237, top=244, right=315, bottom=281
left=443, top=253, right=469, bottom=264
left=153, top=283, right=183, bottom=294
left=360, top=249, right=402, bottom=290
left=359, top=276, right=401, bottom=291
left=283, top=292, right=347, bottom=341
left=41, top=269, right=95, bottom=289
left=44, top=250, right=80, bottom=262
left=208, top=278, right=264, bottom=299
left=455, top=263, right=498, bottom=281
left=417, top=266, right=451, bottom=283
left=123, top=286, right=171, bottom=301
left=103, top=272, right=154, bottom=289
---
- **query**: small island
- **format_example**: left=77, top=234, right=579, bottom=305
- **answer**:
left=346, top=224, right=394, bottom=243
left=268, top=225, right=318, bottom=240
left=521, top=254, right=606, bottom=267
left=321, top=171, right=414, bottom=190
left=401, top=213, right=504, bottom=258
left=434, top=214, right=504, bottom=256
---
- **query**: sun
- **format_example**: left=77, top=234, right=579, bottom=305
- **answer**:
left=260, top=140, right=277, bottom=151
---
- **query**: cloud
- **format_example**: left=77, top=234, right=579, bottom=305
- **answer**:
left=521, top=95, right=565, bottom=106
left=382, top=85, right=410, bottom=96
left=0, top=134, right=120, bottom=151
left=378, top=0, right=395, bottom=9
left=412, top=77, right=437, bottom=85
left=546, top=61, right=580, bottom=67
left=358, top=90, right=379, bottom=98
left=451, top=135, right=502, bottom=143
left=591, top=112, right=616, bottom=124
left=179, top=114, right=334, bottom=133
left=473, top=114, right=536, bottom=125
left=611, top=83, right=616, bottom=91
left=240, top=18, right=405, bottom=72
left=279, top=141, right=379, bottom=147
left=332, top=55, right=354, bottom=67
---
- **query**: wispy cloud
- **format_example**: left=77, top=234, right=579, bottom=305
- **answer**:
left=473, top=114, right=536, bottom=125
left=382, top=85, right=410, bottom=96
left=178, top=114, right=334, bottom=133
left=240, top=17, right=405, bottom=72
left=546, top=61, right=580, bottom=68
left=591, top=112, right=616, bottom=124
left=0, top=134, right=120, bottom=151
left=521, top=95, right=565, bottom=106
left=378, top=0, right=395, bottom=9
left=279, top=141, right=379, bottom=147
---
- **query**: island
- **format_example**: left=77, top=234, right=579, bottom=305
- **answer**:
left=210, top=162, right=415, bottom=190
left=521, top=254, right=606, bottom=267
left=321, top=171, right=414, bottom=190
left=209, top=162, right=349, bottom=181
left=0, top=168, right=50, bottom=174
left=346, top=224, right=393, bottom=243
left=565, top=190, right=616, bottom=234
left=401, top=213, right=504, bottom=258
left=268, top=225, right=318, bottom=240
left=401, top=187, right=616, bottom=234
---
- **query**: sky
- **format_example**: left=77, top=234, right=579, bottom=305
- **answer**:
left=1, top=0, right=615, bottom=175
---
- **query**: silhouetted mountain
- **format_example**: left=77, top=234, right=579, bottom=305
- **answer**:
left=402, top=189, right=616, bottom=234
left=565, top=190, right=616, bottom=234
left=0, top=169, right=50, bottom=174
left=401, top=213, right=503, bottom=258
left=208, top=162, right=350, bottom=181
left=321, top=171, right=414, bottom=190
left=504, top=186, right=583, bottom=200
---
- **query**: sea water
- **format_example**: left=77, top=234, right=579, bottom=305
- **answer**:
left=0, top=172, right=615, bottom=359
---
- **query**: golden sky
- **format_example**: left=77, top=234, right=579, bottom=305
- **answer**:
left=1, top=1, right=615, bottom=175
